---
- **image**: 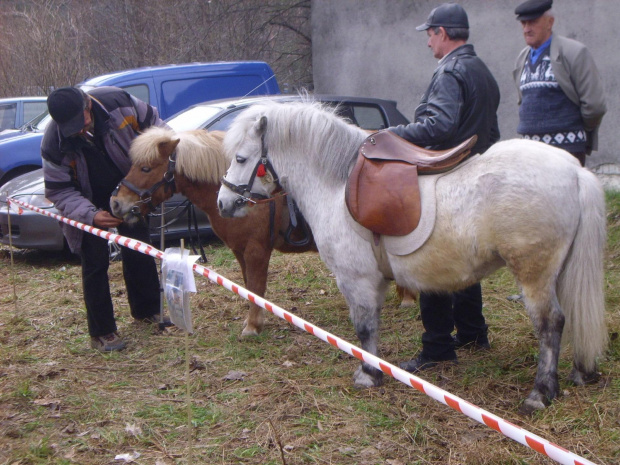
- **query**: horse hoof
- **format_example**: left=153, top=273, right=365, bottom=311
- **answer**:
left=518, top=398, right=546, bottom=415
left=241, top=327, right=260, bottom=337
left=569, top=368, right=600, bottom=386
left=519, top=389, right=553, bottom=415
left=353, top=366, right=383, bottom=388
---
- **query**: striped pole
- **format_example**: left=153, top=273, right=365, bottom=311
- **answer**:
left=7, top=197, right=600, bottom=465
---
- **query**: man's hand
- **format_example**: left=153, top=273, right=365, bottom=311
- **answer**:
left=93, top=210, right=123, bottom=228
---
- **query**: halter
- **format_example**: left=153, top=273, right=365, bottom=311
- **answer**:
left=112, top=150, right=178, bottom=216
left=220, top=133, right=284, bottom=208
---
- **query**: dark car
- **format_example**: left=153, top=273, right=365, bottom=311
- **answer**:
left=0, top=94, right=410, bottom=251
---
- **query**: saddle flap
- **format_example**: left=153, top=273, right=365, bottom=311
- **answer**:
left=345, top=155, right=420, bottom=237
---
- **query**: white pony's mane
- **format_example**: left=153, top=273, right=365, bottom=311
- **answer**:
left=225, top=100, right=367, bottom=183
left=129, top=126, right=228, bottom=184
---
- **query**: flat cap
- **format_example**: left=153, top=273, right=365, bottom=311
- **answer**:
left=416, top=3, right=469, bottom=31
left=515, top=0, right=552, bottom=21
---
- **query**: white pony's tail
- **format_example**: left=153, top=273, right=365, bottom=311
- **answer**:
left=558, top=169, right=608, bottom=372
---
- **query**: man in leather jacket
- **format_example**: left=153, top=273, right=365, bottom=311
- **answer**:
left=389, top=3, right=500, bottom=372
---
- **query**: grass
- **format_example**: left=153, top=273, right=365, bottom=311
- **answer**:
left=0, top=194, right=619, bottom=464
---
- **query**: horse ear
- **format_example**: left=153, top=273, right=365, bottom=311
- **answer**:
left=158, top=138, right=180, bottom=156
left=256, top=116, right=268, bottom=135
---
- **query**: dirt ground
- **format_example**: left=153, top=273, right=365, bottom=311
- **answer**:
left=1, top=230, right=619, bottom=465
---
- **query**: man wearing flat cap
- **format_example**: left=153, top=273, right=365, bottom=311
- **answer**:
left=389, top=3, right=500, bottom=373
left=513, top=0, right=606, bottom=166
left=42, top=86, right=171, bottom=352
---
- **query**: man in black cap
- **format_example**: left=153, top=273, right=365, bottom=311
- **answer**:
left=513, top=0, right=606, bottom=166
left=389, top=3, right=500, bottom=373
left=42, top=86, right=170, bottom=352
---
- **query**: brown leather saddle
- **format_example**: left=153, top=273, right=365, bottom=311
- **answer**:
left=345, top=130, right=477, bottom=236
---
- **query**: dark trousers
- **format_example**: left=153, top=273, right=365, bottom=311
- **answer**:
left=570, top=151, right=586, bottom=167
left=81, top=222, right=160, bottom=337
left=419, top=283, right=486, bottom=360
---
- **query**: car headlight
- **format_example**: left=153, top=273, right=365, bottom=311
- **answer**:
left=7, top=193, right=54, bottom=209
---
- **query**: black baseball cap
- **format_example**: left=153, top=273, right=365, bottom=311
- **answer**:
left=47, top=87, right=88, bottom=137
left=416, top=3, right=469, bottom=31
left=515, top=0, right=553, bottom=21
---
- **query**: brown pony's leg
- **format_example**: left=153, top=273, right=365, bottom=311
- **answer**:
left=396, top=285, right=418, bottom=308
left=232, top=243, right=272, bottom=337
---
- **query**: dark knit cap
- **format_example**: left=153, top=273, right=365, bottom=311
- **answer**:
left=416, top=3, right=469, bottom=31
left=47, top=87, right=88, bottom=137
left=515, top=0, right=553, bottom=21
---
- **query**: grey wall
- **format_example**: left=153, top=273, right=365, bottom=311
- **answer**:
left=311, top=0, right=619, bottom=168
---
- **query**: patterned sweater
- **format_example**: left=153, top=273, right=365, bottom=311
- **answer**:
left=517, top=47, right=585, bottom=154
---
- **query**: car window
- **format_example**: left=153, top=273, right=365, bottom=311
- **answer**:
left=204, top=108, right=246, bottom=131
left=121, top=84, right=150, bottom=105
left=0, top=103, right=17, bottom=131
left=351, top=105, right=388, bottom=130
left=23, top=102, right=48, bottom=124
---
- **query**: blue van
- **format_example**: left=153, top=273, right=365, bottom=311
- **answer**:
left=0, top=61, right=280, bottom=186
left=79, top=61, right=280, bottom=120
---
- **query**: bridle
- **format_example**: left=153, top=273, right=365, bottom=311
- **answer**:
left=220, top=133, right=285, bottom=208
left=112, top=150, right=178, bottom=216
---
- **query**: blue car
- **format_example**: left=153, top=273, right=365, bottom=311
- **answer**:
left=0, top=96, right=47, bottom=132
left=0, top=112, right=51, bottom=186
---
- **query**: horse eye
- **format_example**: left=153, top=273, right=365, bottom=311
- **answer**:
left=236, top=155, right=246, bottom=164
left=141, top=166, right=151, bottom=173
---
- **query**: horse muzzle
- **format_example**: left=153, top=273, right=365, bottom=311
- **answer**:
left=110, top=197, right=144, bottom=224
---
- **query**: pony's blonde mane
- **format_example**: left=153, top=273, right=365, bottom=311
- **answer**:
left=225, top=100, right=367, bottom=183
left=130, top=126, right=228, bottom=184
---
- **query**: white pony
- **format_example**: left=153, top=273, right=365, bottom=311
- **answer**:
left=217, top=100, right=607, bottom=413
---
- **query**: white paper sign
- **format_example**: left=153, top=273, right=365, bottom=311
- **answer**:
left=162, top=247, right=200, bottom=333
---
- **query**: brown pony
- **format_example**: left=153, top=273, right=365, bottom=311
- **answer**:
left=110, top=126, right=317, bottom=336
left=110, top=126, right=415, bottom=335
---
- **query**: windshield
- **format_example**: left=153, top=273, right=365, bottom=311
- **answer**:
left=21, top=111, right=51, bottom=131
left=167, top=105, right=223, bottom=132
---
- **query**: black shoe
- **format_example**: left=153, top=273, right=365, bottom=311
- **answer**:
left=399, top=353, right=457, bottom=374
left=453, top=334, right=490, bottom=350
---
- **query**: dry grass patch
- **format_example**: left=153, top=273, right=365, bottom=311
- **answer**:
left=1, top=194, right=619, bottom=464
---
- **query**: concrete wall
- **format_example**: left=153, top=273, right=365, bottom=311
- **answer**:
left=311, top=0, right=619, bottom=168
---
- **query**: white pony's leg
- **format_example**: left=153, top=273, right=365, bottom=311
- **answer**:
left=519, top=288, right=565, bottom=414
left=337, top=276, right=390, bottom=388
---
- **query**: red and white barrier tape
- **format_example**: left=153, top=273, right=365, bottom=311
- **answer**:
left=7, top=197, right=600, bottom=465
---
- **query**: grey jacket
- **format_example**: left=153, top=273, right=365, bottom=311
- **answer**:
left=513, top=34, right=606, bottom=153
left=41, top=86, right=167, bottom=253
